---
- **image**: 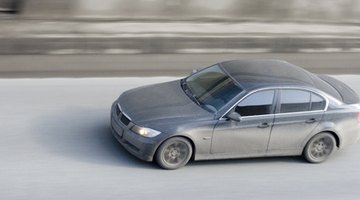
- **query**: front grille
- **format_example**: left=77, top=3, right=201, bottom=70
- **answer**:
left=120, top=114, right=130, bottom=126
left=115, top=103, right=131, bottom=126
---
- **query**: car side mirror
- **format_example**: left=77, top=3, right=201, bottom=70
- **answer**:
left=226, top=112, right=241, bottom=122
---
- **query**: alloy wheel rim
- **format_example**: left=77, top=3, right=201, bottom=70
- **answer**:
left=163, top=142, right=188, bottom=165
left=309, top=136, right=333, bottom=160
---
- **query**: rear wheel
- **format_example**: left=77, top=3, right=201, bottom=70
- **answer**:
left=303, top=132, right=336, bottom=163
left=155, top=137, right=192, bottom=170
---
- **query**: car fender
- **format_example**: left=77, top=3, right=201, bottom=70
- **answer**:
left=300, top=121, right=340, bottom=151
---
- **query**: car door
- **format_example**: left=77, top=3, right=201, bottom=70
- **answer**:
left=211, top=90, right=276, bottom=157
left=267, top=89, right=326, bottom=155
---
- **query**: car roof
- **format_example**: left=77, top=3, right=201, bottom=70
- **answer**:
left=219, top=59, right=316, bottom=90
left=218, top=60, right=343, bottom=102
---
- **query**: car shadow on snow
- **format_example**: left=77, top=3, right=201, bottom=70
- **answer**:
left=188, top=156, right=306, bottom=168
left=188, top=149, right=345, bottom=168
left=33, top=107, right=159, bottom=170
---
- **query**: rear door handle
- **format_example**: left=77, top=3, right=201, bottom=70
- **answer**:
left=305, top=118, right=317, bottom=124
left=257, top=123, right=270, bottom=128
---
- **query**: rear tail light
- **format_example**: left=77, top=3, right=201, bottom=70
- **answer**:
left=358, top=112, right=360, bottom=122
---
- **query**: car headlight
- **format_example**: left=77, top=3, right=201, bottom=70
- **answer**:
left=131, top=125, right=161, bottom=138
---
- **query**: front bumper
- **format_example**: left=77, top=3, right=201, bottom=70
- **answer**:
left=110, top=105, right=158, bottom=162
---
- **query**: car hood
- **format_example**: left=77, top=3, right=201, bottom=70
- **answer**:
left=118, top=80, right=213, bottom=126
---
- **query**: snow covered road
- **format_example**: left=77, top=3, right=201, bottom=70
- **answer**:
left=1, top=76, right=360, bottom=200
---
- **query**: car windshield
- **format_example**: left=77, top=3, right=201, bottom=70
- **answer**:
left=182, top=65, right=243, bottom=112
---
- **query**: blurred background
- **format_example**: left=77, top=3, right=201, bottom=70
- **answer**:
left=2, top=0, right=360, bottom=21
left=0, top=0, right=360, bottom=77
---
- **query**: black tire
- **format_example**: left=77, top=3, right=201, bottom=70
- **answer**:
left=303, top=132, right=337, bottom=163
left=155, top=137, right=193, bottom=170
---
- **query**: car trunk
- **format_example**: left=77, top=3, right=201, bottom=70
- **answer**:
left=318, top=75, right=360, bottom=104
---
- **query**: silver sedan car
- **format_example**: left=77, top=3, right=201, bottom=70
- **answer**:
left=110, top=59, right=360, bottom=169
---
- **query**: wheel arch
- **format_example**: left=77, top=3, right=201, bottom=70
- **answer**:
left=324, top=130, right=340, bottom=148
left=302, top=120, right=341, bottom=150
left=154, top=135, right=196, bottom=161
left=303, top=130, right=341, bottom=152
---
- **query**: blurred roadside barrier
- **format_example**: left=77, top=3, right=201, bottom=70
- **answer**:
left=0, top=20, right=360, bottom=54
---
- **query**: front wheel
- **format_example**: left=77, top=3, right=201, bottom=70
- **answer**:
left=303, top=132, right=337, bottom=163
left=155, top=137, right=193, bottom=170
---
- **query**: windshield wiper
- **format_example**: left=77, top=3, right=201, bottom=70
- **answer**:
left=191, top=94, right=202, bottom=106
left=181, top=79, right=202, bottom=106
left=180, top=78, right=186, bottom=90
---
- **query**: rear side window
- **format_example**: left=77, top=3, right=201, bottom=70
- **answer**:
left=280, top=90, right=310, bottom=113
left=236, top=90, right=275, bottom=116
left=311, top=93, right=326, bottom=111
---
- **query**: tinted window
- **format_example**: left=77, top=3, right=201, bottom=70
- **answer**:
left=185, top=65, right=243, bottom=112
left=311, top=93, right=326, bottom=111
left=236, top=90, right=275, bottom=116
left=280, top=90, right=310, bottom=113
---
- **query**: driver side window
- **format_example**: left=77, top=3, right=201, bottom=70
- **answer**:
left=235, top=90, right=275, bottom=117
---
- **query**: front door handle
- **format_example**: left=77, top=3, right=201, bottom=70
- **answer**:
left=257, top=123, right=269, bottom=128
left=202, top=137, right=211, bottom=140
left=305, top=118, right=317, bottom=124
